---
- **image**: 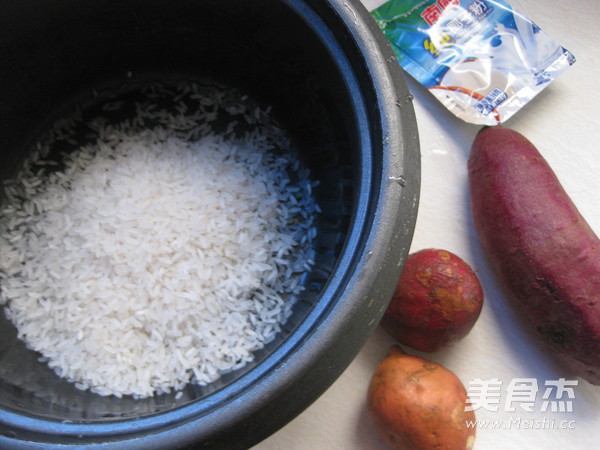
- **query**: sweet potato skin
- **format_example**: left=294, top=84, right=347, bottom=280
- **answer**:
left=368, top=346, right=476, bottom=450
left=381, top=249, right=483, bottom=352
left=468, top=126, right=600, bottom=385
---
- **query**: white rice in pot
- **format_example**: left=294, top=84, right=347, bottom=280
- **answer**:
left=0, top=81, right=319, bottom=398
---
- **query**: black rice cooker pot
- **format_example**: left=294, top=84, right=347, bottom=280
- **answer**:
left=0, top=0, right=420, bottom=448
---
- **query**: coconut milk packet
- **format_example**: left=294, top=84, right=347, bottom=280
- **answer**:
left=371, top=0, right=575, bottom=125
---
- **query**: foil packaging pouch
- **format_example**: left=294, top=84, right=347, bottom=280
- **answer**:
left=372, top=0, right=575, bottom=125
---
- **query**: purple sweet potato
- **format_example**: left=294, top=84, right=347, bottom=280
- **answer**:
left=468, top=126, right=600, bottom=385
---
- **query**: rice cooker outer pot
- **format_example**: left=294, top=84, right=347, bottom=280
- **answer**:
left=0, top=0, right=420, bottom=448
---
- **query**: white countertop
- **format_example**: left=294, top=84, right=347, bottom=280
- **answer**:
left=255, top=1, right=600, bottom=449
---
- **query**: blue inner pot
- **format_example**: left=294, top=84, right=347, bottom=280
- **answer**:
left=0, top=0, right=420, bottom=448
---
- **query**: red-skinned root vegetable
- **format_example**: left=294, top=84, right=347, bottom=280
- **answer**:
left=381, top=249, right=484, bottom=352
left=468, top=126, right=600, bottom=385
left=368, top=346, right=476, bottom=450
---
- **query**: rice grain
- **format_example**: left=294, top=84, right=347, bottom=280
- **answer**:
left=0, top=82, right=319, bottom=398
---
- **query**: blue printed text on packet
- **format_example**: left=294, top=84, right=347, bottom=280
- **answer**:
left=372, top=0, right=575, bottom=125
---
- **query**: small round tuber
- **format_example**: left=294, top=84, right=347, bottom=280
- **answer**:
left=368, top=346, right=476, bottom=450
left=381, top=248, right=483, bottom=352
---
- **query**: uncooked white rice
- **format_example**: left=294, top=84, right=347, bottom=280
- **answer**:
left=0, top=82, right=319, bottom=398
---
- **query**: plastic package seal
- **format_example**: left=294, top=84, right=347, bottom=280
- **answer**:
left=371, top=0, right=576, bottom=125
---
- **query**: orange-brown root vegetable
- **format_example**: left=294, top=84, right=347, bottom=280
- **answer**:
left=468, top=126, right=600, bottom=385
left=381, top=249, right=483, bottom=352
left=368, top=346, right=476, bottom=450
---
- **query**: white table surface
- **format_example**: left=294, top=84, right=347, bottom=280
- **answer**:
left=255, top=1, right=600, bottom=449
